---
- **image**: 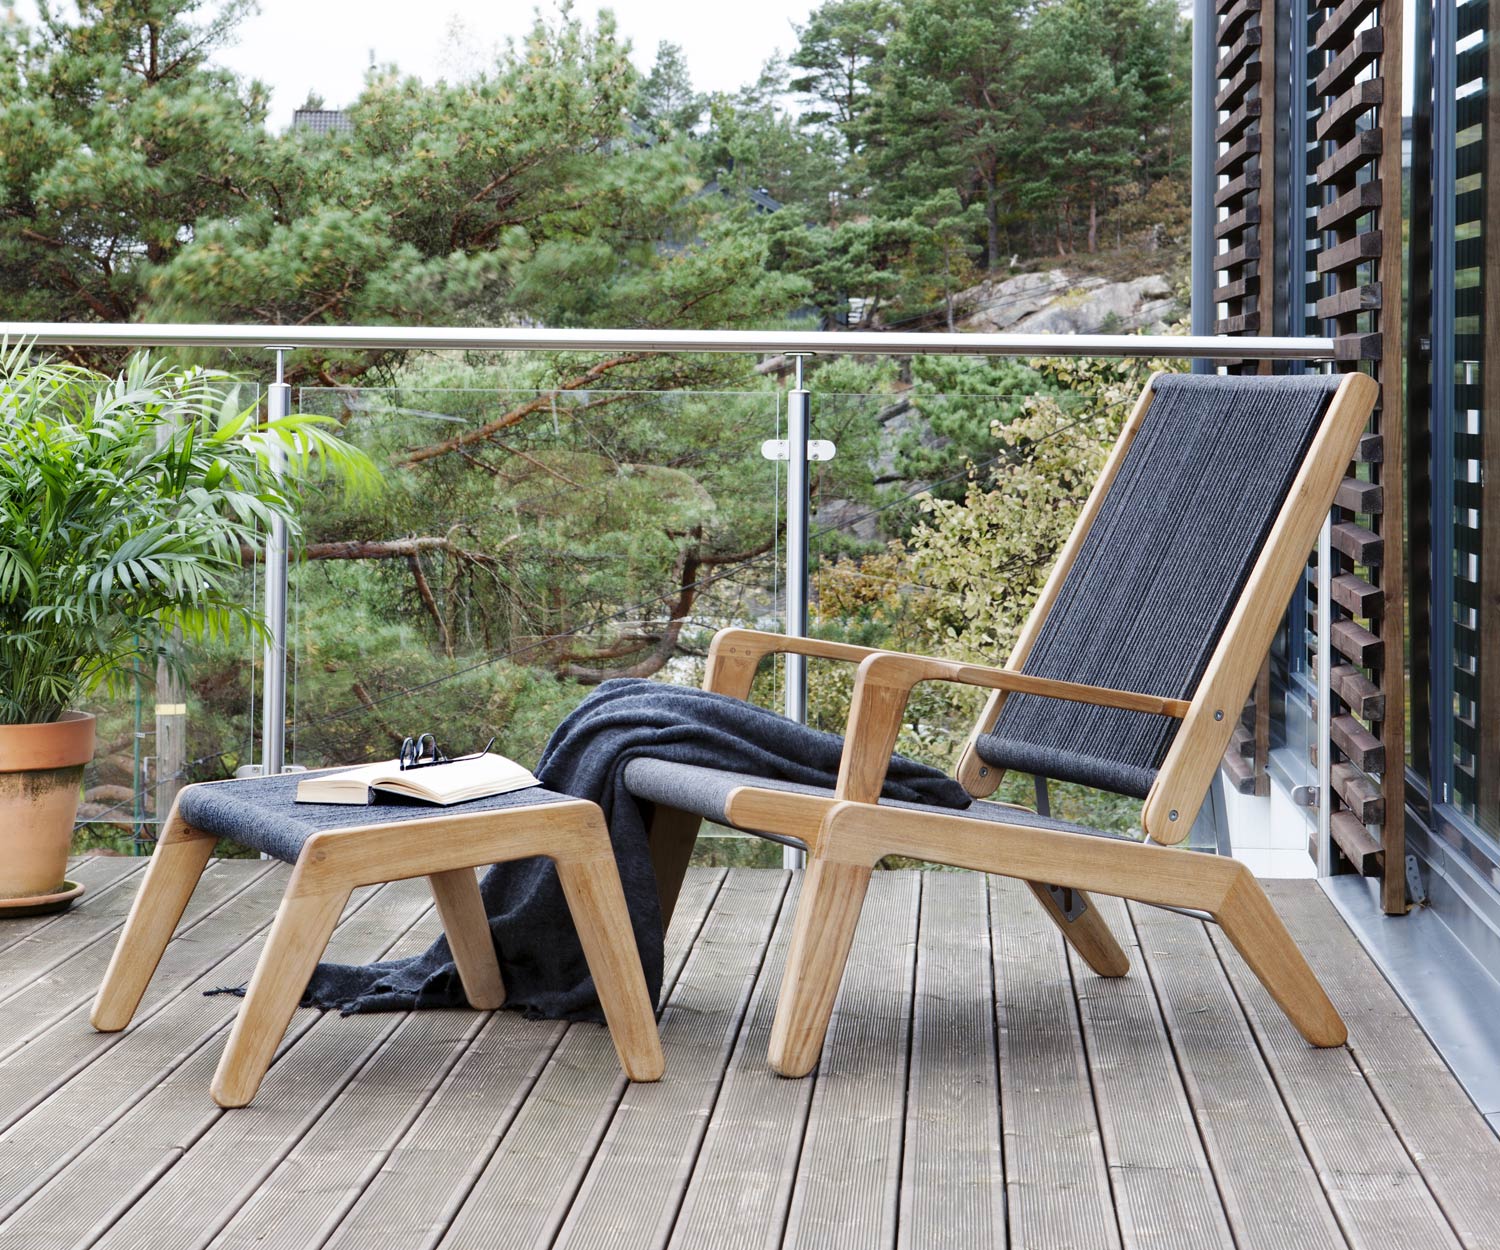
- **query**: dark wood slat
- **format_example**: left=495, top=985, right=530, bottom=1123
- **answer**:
left=1315, top=79, right=1383, bottom=141
left=1313, top=0, right=1380, bottom=52
left=1315, top=128, right=1384, bottom=184
left=1316, top=230, right=1383, bottom=274
left=1215, top=169, right=1261, bottom=208
left=1331, top=617, right=1382, bottom=667
left=1330, top=570, right=1384, bottom=614
left=1332, top=761, right=1385, bottom=824
left=1316, top=282, right=1382, bottom=320
left=1332, top=712, right=1385, bottom=772
left=1221, top=747, right=1258, bottom=794
left=1313, top=28, right=1383, bottom=97
left=1356, top=431, right=1384, bottom=463
left=1215, top=63, right=1261, bottom=111
left=1215, top=312, right=1262, bottom=335
left=1334, top=475, right=1383, bottom=513
left=1214, top=205, right=1261, bottom=239
left=1334, top=332, right=1384, bottom=361
left=1331, top=810, right=1384, bottom=875
left=1216, top=26, right=1263, bottom=78
left=1331, top=664, right=1385, bottom=721
left=1215, top=97, right=1262, bottom=143
left=1316, top=181, right=1383, bottom=233
left=1331, top=519, right=1383, bottom=564
left=1212, top=276, right=1256, bottom=304
left=1215, top=132, right=1261, bottom=176
left=1216, top=241, right=1261, bottom=269
left=1216, top=0, right=1259, bottom=42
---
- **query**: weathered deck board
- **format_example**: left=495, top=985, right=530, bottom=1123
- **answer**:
left=898, top=870, right=1003, bottom=1250
left=0, top=864, right=1497, bottom=1250
left=780, top=871, right=921, bottom=1250
left=1071, top=895, right=1236, bottom=1250
left=551, top=870, right=790, bottom=1250
left=0, top=857, right=145, bottom=961
left=1209, top=902, right=1467, bottom=1250
left=1262, top=881, right=1500, bottom=1250
left=0, top=877, right=434, bottom=1250
left=990, top=875, right=1119, bottom=1250
left=666, top=876, right=808, bottom=1250
left=321, top=869, right=725, bottom=1250
left=1126, top=901, right=1348, bottom=1250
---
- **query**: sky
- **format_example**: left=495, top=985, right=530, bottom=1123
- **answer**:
left=9, top=1, right=818, bottom=130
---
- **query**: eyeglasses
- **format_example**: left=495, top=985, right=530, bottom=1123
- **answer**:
left=397, top=733, right=496, bottom=771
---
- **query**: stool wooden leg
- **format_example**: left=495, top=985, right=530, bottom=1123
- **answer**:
left=92, top=810, right=215, bottom=1033
left=211, top=878, right=350, bottom=1108
left=554, top=849, right=665, bottom=1082
left=428, top=868, right=505, bottom=1010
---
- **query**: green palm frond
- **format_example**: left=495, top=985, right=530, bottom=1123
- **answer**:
left=0, top=340, right=379, bottom=724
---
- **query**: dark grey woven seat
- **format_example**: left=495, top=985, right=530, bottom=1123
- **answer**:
left=178, top=771, right=576, bottom=864
left=975, top=372, right=1342, bottom=797
left=621, top=757, right=1127, bottom=846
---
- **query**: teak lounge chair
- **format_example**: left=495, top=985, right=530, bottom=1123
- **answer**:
left=626, top=369, right=1377, bottom=1076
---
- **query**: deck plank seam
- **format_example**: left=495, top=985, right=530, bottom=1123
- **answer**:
left=423, top=867, right=731, bottom=1250
left=889, top=870, right=925, bottom=1250
left=984, top=876, right=1010, bottom=1250
left=70, top=890, right=441, bottom=1250
left=0, top=861, right=291, bottom=1129
left=1120, top=903, right=1251, bottom=1250
left=0, top=858, right=280, bottom=1024
left=1202, top=920, right=1464, bottom=1250
left=653, top=870, right=797, bottom=1250
left=1060, top=892, right=1129, bottom=1250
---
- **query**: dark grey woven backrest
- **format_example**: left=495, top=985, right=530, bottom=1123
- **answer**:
left=975, top=373, right=1342, bottom=798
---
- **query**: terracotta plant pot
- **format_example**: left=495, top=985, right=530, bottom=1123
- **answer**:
left=0, top=712, right=95, bottom=902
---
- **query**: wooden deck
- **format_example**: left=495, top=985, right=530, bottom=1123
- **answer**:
left=3, top=858, right=1499, bottom=1250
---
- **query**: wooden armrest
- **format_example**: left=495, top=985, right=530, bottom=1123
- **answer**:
left=834, top=651, right=1188, bottom=804
left=703, top=628, right=886, bottom=700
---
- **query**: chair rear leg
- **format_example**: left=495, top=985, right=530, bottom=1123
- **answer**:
left=1214, top=871, right=1347, bottom=1047
left=428, top=868, right=505, bottom=1010
left=554, top=850, right=665, bottom=1082
left=211, top=880, right=350, bottom=1108
left=92, top=814, right=215, bottom=1033
left=647, top=804, right=701, bottom=936
left=767, top=856, right=874, bottom=1078
left=1024, top=881, right=1130, bottom=977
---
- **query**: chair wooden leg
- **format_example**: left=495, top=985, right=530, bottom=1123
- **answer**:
left=1213, top=870, right=1347, bottom=1047
left=767, top=855, right=874, bottom=1078
left=210, top=878, right=350, bottom=1108
left=91, top=814, right=215, bottom=1033
left=647, top=804, right=701, bottom=936
left=428, top=868, right=505, bottom=1010
left=1024, top=881, right=1130, bottom=977
left=554, top=849, right=665, bottom=1082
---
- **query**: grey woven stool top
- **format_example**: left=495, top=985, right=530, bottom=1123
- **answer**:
left=178, top=771, right=578, bottom=864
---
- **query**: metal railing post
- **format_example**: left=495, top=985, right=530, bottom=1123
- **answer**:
left=784, top=356, right=811, bottom=871
left=261, top=349, right=291, bottom=777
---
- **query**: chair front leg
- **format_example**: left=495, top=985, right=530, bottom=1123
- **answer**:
left=767, top=853, right=875, bottom=1078
left=211, top=875, right=351, bottom=1108
left=1213, top=868, right=1347, bottom=1047
left=92, top=808, right=215, bottom=1033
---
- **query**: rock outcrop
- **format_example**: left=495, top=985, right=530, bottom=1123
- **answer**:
left=957, top=269, right=1179, bottom=336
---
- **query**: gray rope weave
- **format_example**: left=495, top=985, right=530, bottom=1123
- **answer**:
left=977, top=373, right=1341, bottom=797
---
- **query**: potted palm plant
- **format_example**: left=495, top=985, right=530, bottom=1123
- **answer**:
left=0, top=342, right=374, bottom=914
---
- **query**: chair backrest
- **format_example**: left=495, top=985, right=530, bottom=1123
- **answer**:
left=962, top=371, right=1372, bottom=837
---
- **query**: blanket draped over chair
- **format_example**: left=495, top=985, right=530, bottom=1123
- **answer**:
left=300, top=678, right=972, bottom=1020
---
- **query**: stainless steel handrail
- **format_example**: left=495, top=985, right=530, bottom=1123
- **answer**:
left=0, top=322, right=1338, bottom=360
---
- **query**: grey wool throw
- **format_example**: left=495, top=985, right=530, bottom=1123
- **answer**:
left=301, top=678, right=973, bottom=1020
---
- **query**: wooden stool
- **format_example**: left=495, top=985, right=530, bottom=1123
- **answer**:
left=91, top=773, right=664, bottom=1107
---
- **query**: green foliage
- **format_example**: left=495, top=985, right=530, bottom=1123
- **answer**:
left=0, top=342, right=375, bottom=725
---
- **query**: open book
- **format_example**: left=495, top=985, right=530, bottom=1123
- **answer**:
left=295, top=752, right=541, bottom=806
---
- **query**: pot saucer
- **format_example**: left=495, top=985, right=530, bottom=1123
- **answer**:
left=0, top=880, right=86, bottom=919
